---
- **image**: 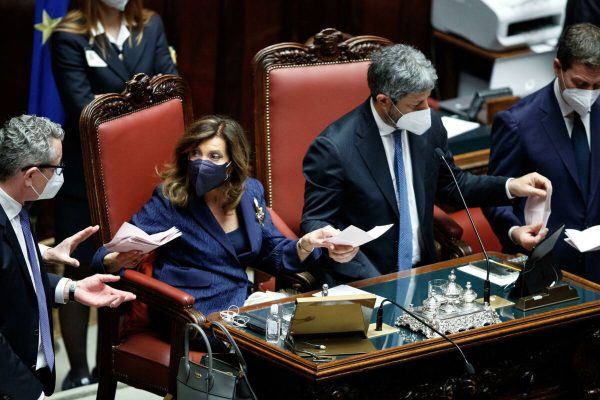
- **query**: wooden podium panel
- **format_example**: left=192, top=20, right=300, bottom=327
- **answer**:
left=214, top=253, right=600, bottom=399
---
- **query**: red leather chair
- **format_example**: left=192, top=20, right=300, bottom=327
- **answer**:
left=252, top=28, right=470, bottom=277
left=80, top=73, right=204, bottom=399
left=447, top=208, right=503, bottom=253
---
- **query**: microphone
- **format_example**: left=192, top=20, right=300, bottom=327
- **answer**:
left=435, top=147, right=491, bottom=305
left=375, top=298, right=475, bottom=375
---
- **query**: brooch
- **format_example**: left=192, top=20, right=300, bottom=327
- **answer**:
left=253, top=197, right=265, bottom=226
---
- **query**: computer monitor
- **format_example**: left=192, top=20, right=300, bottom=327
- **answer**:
left=509, top=224, right=565, bottom=299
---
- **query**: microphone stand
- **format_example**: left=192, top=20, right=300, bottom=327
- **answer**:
left=375, top=298, right=475, bottom=375
left=435, top=148, right=491, bottom=305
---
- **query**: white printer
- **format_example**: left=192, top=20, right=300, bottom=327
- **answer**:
left=432, top=0, right=566, bottom=51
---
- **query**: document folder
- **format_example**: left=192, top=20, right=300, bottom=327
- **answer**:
left=288, top=294, right=376, bottom=356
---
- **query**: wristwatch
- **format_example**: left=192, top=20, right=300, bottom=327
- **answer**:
left=68, top=280, right=77, bottom=302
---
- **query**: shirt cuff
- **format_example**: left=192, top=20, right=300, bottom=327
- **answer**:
left=55, top=278, right=70, bottom=304
left=37, top=391, right=44, bottom=400
left=38, top=243, right=50, bottom=257
left=508, top=226, right=519, bottom=245
left=505, top=178, right=515, bottom=199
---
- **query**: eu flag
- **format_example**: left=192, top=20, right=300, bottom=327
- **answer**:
left=28, top=0, right=70, bottom=125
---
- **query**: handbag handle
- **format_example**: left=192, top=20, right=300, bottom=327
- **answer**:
left=183, top=323, right=213, bottom=380
left=209, top=321, right=249, bottom=373
left=210, top=321, right=257, bottom=400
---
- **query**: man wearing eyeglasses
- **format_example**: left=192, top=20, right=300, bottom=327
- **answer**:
left=0, top=115, right=136, bottom=399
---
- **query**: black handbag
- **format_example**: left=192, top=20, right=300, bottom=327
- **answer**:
left=177, top=321, right=258, bottom=400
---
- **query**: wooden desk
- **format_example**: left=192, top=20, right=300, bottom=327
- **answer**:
left=433, top=30, right=531, bottom=100
left=218, top=253, right=600, bottom=399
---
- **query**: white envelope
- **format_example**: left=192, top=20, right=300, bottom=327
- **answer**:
left=524, top=185, right=552, bottom=229
left=85, top=50, right=108, bottom=67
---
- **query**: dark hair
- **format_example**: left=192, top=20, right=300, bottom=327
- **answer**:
left=161, top=115, right=250, bottom=211
left=556, top=23, right=600, bottom=70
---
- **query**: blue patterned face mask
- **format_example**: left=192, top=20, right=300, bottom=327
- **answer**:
left=188, top=159, right=231, bottom=197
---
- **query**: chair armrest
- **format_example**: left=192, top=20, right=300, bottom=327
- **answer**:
left=433, top=206, right=472, bottom=259
left=120, top=269, right=204, bottom=324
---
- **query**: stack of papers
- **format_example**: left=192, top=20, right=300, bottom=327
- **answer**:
left=105, top=222, right=182, bottom=253
left=565, top=226, right=600, bottom=253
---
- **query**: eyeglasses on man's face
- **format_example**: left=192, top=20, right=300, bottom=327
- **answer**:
left=21, top=163, right=65, bottom=176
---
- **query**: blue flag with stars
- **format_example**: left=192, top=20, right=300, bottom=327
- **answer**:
left=28, top=0, right=70, bottom=125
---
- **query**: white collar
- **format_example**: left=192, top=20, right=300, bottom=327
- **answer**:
left=90, top=20, right=130, bottom=49
left=0, top=186, right=23, bottom=221
left=370, top=98, right=398, bottom=137
left=553, top=77, right=575, bottom=117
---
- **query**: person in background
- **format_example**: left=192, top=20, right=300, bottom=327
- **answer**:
left=0, top=115, right=136, bottom=400
left=484, top=23, right=600, bottom=283
left=92, top=115, right=348, bottom=327
left=563, top=0, right=600, bottom=32
left=50, top=0, right=177, bottom=388
left=301, top=44, right=552, bottom=286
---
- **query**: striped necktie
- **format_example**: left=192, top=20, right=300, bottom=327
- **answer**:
left=393, top=130, right=413, bottom=270
left=19, top=208, right=54, bottom=371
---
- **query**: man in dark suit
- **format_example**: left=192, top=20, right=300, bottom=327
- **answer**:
left=484, top=23, right=600, bottom=283
left=301, top=44, right=551, bottom=285
left=0, top=115, right=136, bottom=399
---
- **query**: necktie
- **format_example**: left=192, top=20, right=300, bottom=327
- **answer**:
left=19, top=208, right=54, bottom=371
left=393, top=130, right=413, bottom=270
left=572, top=113, right=590, bottom=199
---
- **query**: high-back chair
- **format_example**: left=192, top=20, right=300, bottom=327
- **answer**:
left=80, top=73, right=204, bottom=399
left=252, top=28, right=471, bottom=275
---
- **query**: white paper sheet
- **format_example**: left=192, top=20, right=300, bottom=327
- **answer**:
left=441, top=116, right=480, bottom=139
left=312, top=284, right=386, bottom=308
left=458, top=264, right=519, bottom=287
left=524, top=185, right=552, bottom=229
left=564, top=226, right=600, bottom=253
left=324, top=224, right=393, bottom=247
left=104, top=222, right=182, bottom=253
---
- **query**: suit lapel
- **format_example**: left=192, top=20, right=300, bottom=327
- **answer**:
left=123, top=27, right=148, bottom=76
left=408, top=132, right=427, bottom=227
left=0, top=207, right=36, bottom=294
left=588, top=101, right=600, bottom=209
left=238, top=191, right=261, bottom=256
left=91, top=40, right=129, bottom=82
left=188, top=196, right=238, bottom=259
left=355, top=103, right=399, bottom=218
left=541, top=89, right=582, bottom=196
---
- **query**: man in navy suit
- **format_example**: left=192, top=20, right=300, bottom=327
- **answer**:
left=484, top=23, right=600, bottom=283
left=301, top=44, right=552, bottom=285
left=0, top=115, right=136, bottom=399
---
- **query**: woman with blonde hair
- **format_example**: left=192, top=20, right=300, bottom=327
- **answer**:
left=51, top=0, right=177, bottom=388
left=92, top=115, right=351, bottom=324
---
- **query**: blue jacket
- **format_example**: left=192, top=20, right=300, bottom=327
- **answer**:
left=484, top=82, right=600, bottom=283
left=93, top=178, right=320, bottom=316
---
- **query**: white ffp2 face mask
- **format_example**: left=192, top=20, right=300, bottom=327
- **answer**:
left=393, top=105, right=432, bottom=135
left=31, top=169, right=64, bottom=200
left=560, top=71, right=600, bottom=116
left=100, top=0, right=129, bottom=11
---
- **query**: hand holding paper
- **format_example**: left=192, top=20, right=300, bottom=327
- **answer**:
left=104, top=222, right=182, bottom=254
left=524, top=185, right=552, bottom=229
left=325, top=224, right=393, bottom=247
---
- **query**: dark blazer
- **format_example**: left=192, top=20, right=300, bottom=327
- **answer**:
left=93, top=178, right=320, bottom=316
left=51, top=14, right=178, bottom=200
left=0, top=206, right=60, bottom=399
left=483, top=82, right=600, bottom=283
left=301, top=99, right=509, bottom=283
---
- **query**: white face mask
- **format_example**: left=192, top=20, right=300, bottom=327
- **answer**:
left=560, top=71, right=600, bottom=116
left=390, top=102, right=432, bottom=135
left=100, top=0, right=129, bottom=11
left=31, top=169, right=64, bottom=200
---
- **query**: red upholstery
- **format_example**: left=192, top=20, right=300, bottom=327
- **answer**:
left=448, top=208, right=503, bottom=253
left=97, top=99, right=183, bottom=239
left=80, top=73, right=202, bottom=399
left=267, top=61, right=371, bottom=235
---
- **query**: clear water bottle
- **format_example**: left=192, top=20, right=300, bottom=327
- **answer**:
left=265, top=304, right=281, bottom=344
